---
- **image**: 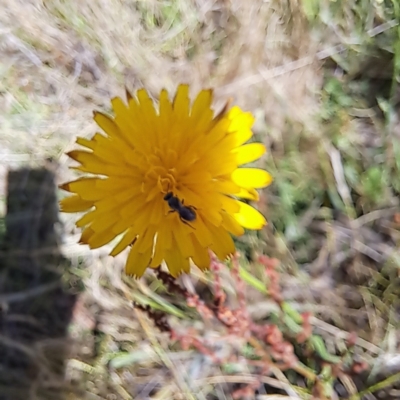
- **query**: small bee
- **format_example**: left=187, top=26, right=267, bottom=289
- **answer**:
left=163, top=192, right=197, bottom=228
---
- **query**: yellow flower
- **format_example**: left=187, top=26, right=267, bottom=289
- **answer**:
left=60, top=85, right=272, bottom=277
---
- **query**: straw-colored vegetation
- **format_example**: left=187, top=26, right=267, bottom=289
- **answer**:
left=1, top=0, right=400, bottom=399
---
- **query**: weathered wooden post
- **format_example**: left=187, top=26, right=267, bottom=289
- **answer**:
left=0, top=167, right=76, bottom=400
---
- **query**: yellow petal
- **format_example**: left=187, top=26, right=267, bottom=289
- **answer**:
left=150, top=223, right=172, bottom=268
left=234, top=143, right=266, bottom=165
left=201, top=205, right=223, bottom=228
left=80, top=226, right=95, bottom=244
left=60, top=178, right=110, bottom=202
left=110, top=228, right=137, bottom=256
left=190, top=235, right=211, bottom=270
left=112, top=97, right=148, bottom=152
left=68, top=177, right=100, bottom=192
left=76, top=136, right=96, bottom=150
left=228, top=107, right=254, bottom=129
left=234, top=202, right=266, bottom=229
left=88, top=137, right=126, bottom=165
left=67, top=150, right=97, bottom=164
left=135, top=226, right=157, bottom=254
left=93, top=111, right=121, bottom=139
left=173, top=84, right=190, bottom=118
left=232, top=168, right=273, bottom=189
left=150, top=242, right=166, bottom=268
left=217, top=194, right=241, bottom=214
left=125, top=244, right=152, bottom=277
left=91, top=212, right=118, bottom=233
left=234, top=129, right=253, bottom=147
left=221, top=212, right=245, bottom=236
left=236, top=187, right=260, bottom=201
left=207, top=223, right=235, bottom=260
left=76, top=209, right=97, bottom=227
left=73, top=156, right=142, bottom=178
left=212, top=178, right=240, bottom=195
left=59, top=195, right=93, bottom=212
left=94, top=188, right=139, bottom=214
left=86, top=227, right=118, bottom=249
left=165, top=245, right=190, bottom=277
left=228, top=107, right=254, bottom=146
left=137, top=89, right=157, bottom=119
left=190, top=89, right=213, bottom=129
left=159, top=89, right=173, bottom=126
left=96, top=177, right=142, bottom=195
left=173, top=220, right=195, bottom=259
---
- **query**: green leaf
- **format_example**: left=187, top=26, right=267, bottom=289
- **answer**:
left=109, top=350, right=155, bottom=369
left=309, top=335, right=341, bottom=364
left=131, top=290, right=186, bottom=318
left=238, top=266, right=268, bottom=294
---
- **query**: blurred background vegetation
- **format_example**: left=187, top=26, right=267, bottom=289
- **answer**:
left=1, top=0, right=400, bottom=399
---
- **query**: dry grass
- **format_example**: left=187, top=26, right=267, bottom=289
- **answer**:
left=1, top=0, right=400, bottom=399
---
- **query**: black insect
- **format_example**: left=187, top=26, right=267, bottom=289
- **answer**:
left=163, top=192, right=196, bottom=228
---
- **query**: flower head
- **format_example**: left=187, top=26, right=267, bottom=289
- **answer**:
left=60, top=85, right=272, bottom=277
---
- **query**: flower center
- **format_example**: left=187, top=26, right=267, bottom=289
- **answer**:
left=144, top=148, right=182, bottom=198
left=157, top=171, right=177, bottom=194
